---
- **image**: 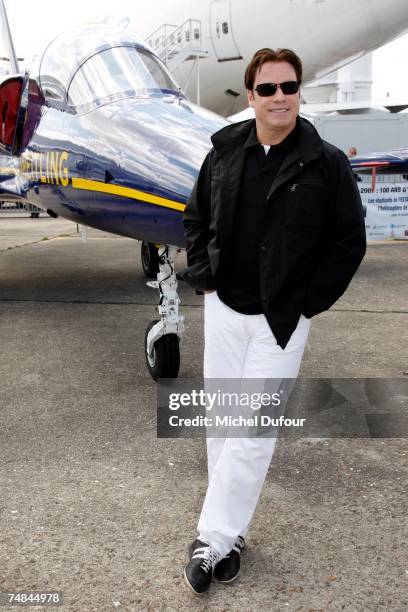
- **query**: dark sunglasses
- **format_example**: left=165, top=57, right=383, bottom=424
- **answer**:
left=254, top=81, right=300, bottom=97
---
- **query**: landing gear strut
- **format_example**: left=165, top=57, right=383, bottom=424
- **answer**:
left=144, top=245, right=184, bottom=380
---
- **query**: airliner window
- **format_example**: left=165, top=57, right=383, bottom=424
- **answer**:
left=67, top=46, right=178, bottom=107
left=222, top=22, right=229, bottom=34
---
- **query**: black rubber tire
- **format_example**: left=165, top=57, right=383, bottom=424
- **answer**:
left=141, top=242, right=160, bottom=278
left=144, top=319, right=180, bottom=380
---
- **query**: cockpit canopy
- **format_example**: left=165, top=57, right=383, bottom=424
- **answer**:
left=33, top=24, right=182, bottom=109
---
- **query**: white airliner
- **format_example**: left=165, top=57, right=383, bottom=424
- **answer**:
left=119, top=0, right=408, bottom=116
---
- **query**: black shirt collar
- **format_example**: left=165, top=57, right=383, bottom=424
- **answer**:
left=242, top=116, right=299, bottom=151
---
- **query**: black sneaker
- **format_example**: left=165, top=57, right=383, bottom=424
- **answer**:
left=187, top=538, right=206, bottom=562
left=183, top=540, right=223, bottom=594
left=213, top=535, right=245, bottom=583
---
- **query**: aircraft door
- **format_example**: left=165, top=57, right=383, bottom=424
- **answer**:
left=210, top=0, right=242, bottom=61
left=0, top=74, right=25, bottom=154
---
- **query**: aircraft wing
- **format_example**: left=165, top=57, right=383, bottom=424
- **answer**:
left=0, top=155, right=26, bottom=202
left=0, top=178, right=26, bottom=202
left=299, top=101, right=408, bottom=114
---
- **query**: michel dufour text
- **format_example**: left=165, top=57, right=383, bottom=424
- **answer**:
left=166, top=390, right=306, bottom=429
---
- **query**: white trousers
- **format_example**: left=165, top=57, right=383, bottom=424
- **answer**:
left=197, top=290, right=311, bottom=558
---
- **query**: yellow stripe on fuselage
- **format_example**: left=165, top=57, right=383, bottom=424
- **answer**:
left=71, top=178, right=186, bottom=212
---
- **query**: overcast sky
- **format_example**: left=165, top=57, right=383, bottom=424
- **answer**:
left=4, top=0, right=408, bottom=103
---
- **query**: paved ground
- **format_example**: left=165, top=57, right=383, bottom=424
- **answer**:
left=0, top=217, right=407, bottom=611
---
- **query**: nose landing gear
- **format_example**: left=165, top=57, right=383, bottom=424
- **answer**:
left=141, top=241, right=160, bottom=278
left=144, top=245, right=184, bottom=380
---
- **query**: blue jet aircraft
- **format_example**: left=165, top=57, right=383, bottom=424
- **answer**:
left=349, top=149, right=408, bottom=191
left=0, top=24, right=227, bottom=380
left=350, top=150, right=408, bottom=175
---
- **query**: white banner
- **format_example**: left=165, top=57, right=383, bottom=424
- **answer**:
left=357, top=175, right=408, bottom=240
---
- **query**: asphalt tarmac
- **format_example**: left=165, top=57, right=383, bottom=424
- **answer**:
left=0, top=216, right=407, bottom=612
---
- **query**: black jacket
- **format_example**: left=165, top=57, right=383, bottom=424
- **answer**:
left=179, top=116, right=366, bottom=349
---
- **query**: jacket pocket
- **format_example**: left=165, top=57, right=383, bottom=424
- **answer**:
left=285, top=182, right=326, bottom=227
left=210, top=175, right=222, bottom=219
left=178, top=259, right=216, bottom=292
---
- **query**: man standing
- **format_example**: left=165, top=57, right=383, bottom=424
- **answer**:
left=180, top=48, right=366, bottom=595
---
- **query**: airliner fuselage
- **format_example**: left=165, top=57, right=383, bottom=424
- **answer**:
left=130, top=0, right=408, bottom=115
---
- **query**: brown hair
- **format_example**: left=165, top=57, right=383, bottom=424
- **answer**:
left=244, top=48, right=302, bottom=90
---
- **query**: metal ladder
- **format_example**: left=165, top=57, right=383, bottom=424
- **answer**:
left=147, top=19, right=209, bottom=72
